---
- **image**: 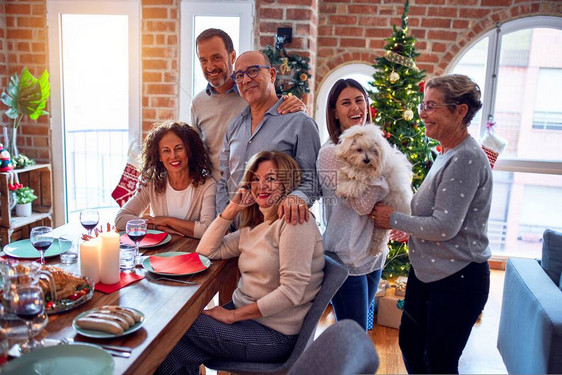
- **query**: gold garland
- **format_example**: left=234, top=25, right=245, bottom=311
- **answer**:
left=384, top=50, right=418, bottom=69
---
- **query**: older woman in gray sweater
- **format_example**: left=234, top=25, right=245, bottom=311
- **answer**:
left=373, top=74, right=492, bottom=374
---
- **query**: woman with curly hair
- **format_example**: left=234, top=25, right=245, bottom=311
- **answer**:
left=115, top=120, right=216, bottom=238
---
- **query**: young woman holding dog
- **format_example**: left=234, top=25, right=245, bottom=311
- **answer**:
left=316, top=78, right=389, bottom=331
left=158, top=151, right=324, bottom=375
left=372, top=74, right=492, bottom=374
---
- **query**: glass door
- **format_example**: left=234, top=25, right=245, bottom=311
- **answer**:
left=47, top=1, right=140, bottom=226
left=179, top=0, right=254, bottom=122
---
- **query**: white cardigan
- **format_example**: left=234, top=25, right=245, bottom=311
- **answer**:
left=115, top=178, right=216, bottom=239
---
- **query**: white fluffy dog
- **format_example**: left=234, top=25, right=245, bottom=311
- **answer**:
left=334, top=124, right=413, bottom=255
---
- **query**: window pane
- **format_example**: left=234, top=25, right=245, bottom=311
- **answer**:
left=533, top=68, right=562, bottom=130
left=61, top=15, right=129, bottom=217
left=495, top=28, right=562, bottom=161
left=452, top=37, right=488, bottom=137
left=192, top=16, right=240, bottom=96
left=488, top=171, right=562, bottom=259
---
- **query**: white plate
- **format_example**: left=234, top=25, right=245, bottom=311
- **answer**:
left=142, top=251, right=211, bottom=276
left=73, top=307, right=145, bottom=339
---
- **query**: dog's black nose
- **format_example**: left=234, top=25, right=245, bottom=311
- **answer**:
left=363, top=158, right=370, bottom=164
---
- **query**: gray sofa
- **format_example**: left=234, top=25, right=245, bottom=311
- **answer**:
left=497, top=229, right=562, bottom=374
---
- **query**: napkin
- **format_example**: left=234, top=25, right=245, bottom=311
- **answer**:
left=149, top=253, right=206, bottom=274
left=121, top=232, right=168, bottom=247
left=95, top=272, right=145, bottom=294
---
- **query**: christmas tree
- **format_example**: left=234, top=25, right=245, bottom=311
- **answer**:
left=368, top=0, right=437, bottom=278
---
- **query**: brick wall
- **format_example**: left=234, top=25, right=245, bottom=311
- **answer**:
left=316, top=0, right=562, bottom=90
left=141, top=0, right=179, bottom=135
left=1, top=0, right=561, bottom=165
left=0, top=2, right=8, bottom=100
left=1, top=0, right=49, bottom=161
left=255, top=0, right=319, bottom=108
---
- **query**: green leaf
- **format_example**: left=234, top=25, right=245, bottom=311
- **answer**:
left=15, top=186, right=38, bottom=204
left=1, top=67, right=50, bottom=129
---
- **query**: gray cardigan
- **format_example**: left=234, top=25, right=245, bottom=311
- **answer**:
left=391, top=136, right=492, bottom=282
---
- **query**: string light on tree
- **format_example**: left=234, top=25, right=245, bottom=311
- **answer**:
left=368, top=0, right=438, bottom=278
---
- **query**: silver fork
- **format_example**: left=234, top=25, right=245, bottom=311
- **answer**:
left=61, top=337, right=132, bottom=358
left=147, top=274, right=196, bottom=285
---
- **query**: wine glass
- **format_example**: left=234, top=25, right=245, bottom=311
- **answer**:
left=80, top=210, right=100, bottom=236
left=126, top=219, right=147, bottom=265
left=30, top=226, right=54, bottom=265
left=9, top=284, right=45, bottom=353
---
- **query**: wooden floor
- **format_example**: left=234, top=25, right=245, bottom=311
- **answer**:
left=207, top=270, right=507, bottom=375
left=316, top=269, right=508, bottom=374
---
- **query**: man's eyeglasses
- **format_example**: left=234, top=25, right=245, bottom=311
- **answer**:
left=231, top=65, right=271, bottom=84
left=417, top=102, right=457, bottom=113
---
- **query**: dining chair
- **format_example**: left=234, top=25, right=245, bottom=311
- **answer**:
left=287, top=319, right=379, bottom=375
left=204, top=255, right=348, bottom=374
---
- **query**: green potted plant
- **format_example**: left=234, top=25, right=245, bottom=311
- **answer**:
left=1, top=67, right=50, bottom=158
left=15, top=186, right=38, bottom=217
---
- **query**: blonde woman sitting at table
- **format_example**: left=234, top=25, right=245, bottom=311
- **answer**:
left=115, top=120, right=215, bottom=238
left=158, top=151, right=325, bottom=375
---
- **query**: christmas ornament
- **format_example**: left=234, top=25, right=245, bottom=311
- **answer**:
left=0, top=143, right=14, bottom=172
left=403, top=109, right=414, bottom=121
left=480, top=117, right=507, bottom=169
left=389, top=71, right=400, bottom=84
left=111, top=142, right=141, bottom=207
left=279, top=58, right=290, bottom=75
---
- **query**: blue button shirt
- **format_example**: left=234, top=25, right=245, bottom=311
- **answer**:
left=217, top=98, right=321, bottom=215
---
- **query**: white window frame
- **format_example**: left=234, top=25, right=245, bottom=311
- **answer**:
left=314, top=63, right=376, bottom=144
left=178, top=0, right=254, bottom=123
left=446, top=16, right=562, bottom=176
left=47, top=0, right=141, bottom=226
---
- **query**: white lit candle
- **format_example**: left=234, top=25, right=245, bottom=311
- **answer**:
left=100, top=231, right=120, bottom=284
left=80, top=238, right=101, bottom=284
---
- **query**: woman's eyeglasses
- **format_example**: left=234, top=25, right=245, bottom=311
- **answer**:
left=417, top=102, right=457, bottom=113
left=231, top=65, right=271, bottom=84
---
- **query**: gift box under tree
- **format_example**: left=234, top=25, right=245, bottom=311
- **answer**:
left=377, top=288, right=404, bottom=329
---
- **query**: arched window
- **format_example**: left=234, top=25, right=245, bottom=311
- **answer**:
left=315, top=63, right=376, bottom=144
left=450, top=16, right=562, bottom=259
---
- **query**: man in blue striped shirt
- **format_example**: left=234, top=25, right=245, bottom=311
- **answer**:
left=217, top=50, right=320, bottom=227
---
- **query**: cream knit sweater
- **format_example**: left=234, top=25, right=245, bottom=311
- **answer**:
left=197, top=207, right=325, bottom=335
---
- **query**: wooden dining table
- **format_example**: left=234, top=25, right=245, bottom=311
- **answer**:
left=20, top=224, right=239, bottom=375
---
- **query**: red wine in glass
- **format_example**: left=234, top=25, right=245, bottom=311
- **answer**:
left=80, top=210, right=100, bottom=236
left=30, top=226, right=54, bottom=265
left=127, top=231, right=146, bottom=244
left=10, top=286, right=45, bottom=353
left=32, top=240, right=53, bottom=253
left=82, top=221, right=98, bottom=231
left=126, top=219, right=147, bottom=265
left=14, top=297, right=44, bottom=321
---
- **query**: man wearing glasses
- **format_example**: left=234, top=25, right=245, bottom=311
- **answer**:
left=191, top=29, right=304, bottom=182
left=216, top=50, right=320, bottom=227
